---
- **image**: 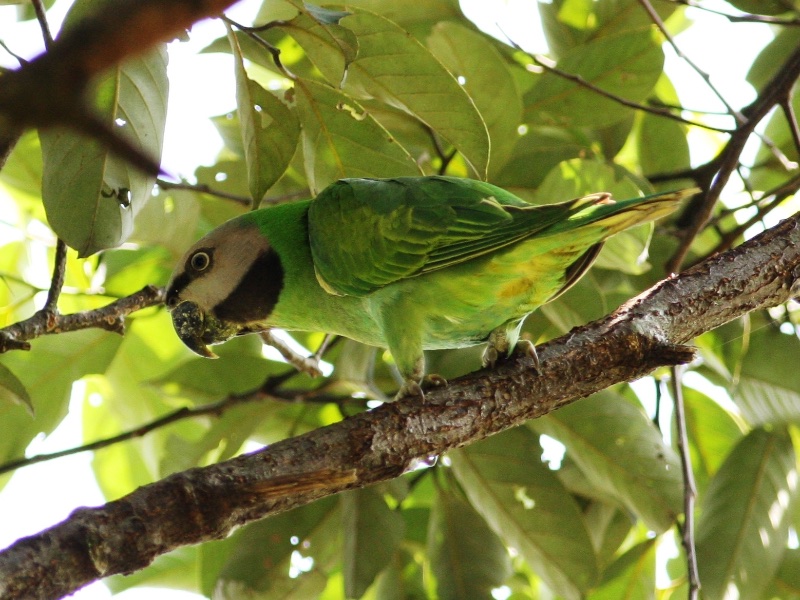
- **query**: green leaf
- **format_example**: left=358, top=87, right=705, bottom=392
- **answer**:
left=329, top=0, right=464, bottom=38
left=769, top=547, right=800, bottom=598
left=216, top=496, right=340, bottom=596
left=40, top=28, right=168, bottom=256
left=533, top=390, right=683, bottom=532
left=340, top=10, right=490, bottom=178
left=277, top=5, right=357, bottom=85
left=426, top=22, right=522, bottom=174
left=535, top=158, right=655, bottom=274
left=680, top=385, right=744, bottom=494
left=584, top=502, right=634, bottom=569
left=538, top=0, right=675, bottom=59
left=0, top=130, right=43, bottom=201
left=587, top=539, right=656, bottom=600
left=734, top=326, right=800, bottom=425
left=153, top=336, right=273, bottom=402
left=524, top=28, right=663, bottom=129
left=292, top=77, right=422, bottom=193
left=747, top=28, right=800, bottom=91
left=727, top=0, right=799, bottom=15
left=636, top=113, right=690, bottom=177
left=428, top=487, right=511, bottom=599
left=106, top=546, right=200, bottom=594
left=0, top=361, right=32, bottom=415
left=342, top=486, right=405, bottom=598
left=0, top=330, right=122, bottom=465
left=449, top=426, right=598, bottom=599
left=696, top=427, right=797, bottom=600
left=492, top=127, right=588, bottom=192
left=227, top=25, right=300, bottom=205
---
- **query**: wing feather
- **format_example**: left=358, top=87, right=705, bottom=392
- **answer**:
left=307, top=177, right=691, bottom=297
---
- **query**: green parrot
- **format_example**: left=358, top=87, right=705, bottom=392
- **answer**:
left=166, top=176, right=693, bottom=397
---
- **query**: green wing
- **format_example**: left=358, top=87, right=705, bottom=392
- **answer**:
left=307, top=176, right=613, bottom=297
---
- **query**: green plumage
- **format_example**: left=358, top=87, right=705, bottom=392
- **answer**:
left=166, top=176, right=694, bottom=397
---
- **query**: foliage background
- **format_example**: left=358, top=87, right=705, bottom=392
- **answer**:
left=2, top=0, right=800, bottom=598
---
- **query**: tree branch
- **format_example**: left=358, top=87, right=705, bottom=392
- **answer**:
left=1, top=211, right=799, bottom=599
left=671, top=366, right=700, bottom=599
left=0, top=0, right=242, bottom=175
left=667, top=45, right=800, bottom=272
left=0, top=286, right=164, bottom=354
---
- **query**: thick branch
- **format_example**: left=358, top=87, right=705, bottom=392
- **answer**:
left=0, top=0, right=241, bottom=174
left=1, top=214, right=799, bottom=599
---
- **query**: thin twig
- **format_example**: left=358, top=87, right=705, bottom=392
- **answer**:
left=0, top=370, right=301, bottom=476
left=669, top=0, right=800, bottom=25
left=637, top=0, right=744, bottom=125
left=223, top=16, right=297, bottom=81
left=260, top=330, right=323, bottom=377
left=670, top=366, right=700, bottom=599
left=31, top=0, right=53, bottom=49
left=529, top=54, right=734, bottom=134
left=707, top=172, right=800, bottom=256
left=156, top=178, right=251, bottom=205
left=667, top=45, right=800, bottom=272
left=781, top=96, right=800, bottom=159
left=156, top=178, right=308, bottom=206
left=43, top=239, right=67, bottom=314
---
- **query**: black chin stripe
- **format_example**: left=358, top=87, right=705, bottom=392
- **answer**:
left=213, top=249, right=284, bottom=323
left=166, top=272, right=192, bottom=307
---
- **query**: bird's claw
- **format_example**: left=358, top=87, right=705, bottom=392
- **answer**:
left=482, top=338, right=540, bottom=372
left=394, top=373, right=448, bottom=401
left=516, top=339, right=540, bottom=372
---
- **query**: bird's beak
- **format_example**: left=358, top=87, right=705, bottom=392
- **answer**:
left=170, top=301, right=219, bottom=359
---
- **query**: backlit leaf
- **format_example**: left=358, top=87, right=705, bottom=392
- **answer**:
left=696, top=427, right=797, bottom=600
left=341, top=10, right=489, bottom=178
left=292, top=77, right=421, bottom=193
left=342, top=486, right=405, bottom=598
left=524, top=28, right=663, bottom=129
left=428, top=487, right=511, bottom=599
left=40, top=0, right=168, bottom=256
left=228, top=25, right=300, bottom=205
left=450, top=426, right=598, bottom=599
left=533, top=390, right=683, bottom=532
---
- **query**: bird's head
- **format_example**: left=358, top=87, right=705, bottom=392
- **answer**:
left=165, top=215, right=284, bottom=358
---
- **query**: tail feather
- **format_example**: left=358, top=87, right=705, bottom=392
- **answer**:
left=547, top=188, right=699, bottom=237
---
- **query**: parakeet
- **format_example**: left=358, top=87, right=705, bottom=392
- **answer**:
left=166, top=176, right=693, bottom=398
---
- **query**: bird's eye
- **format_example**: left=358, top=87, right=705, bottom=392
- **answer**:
left=190, top=251, right=211, bottom=272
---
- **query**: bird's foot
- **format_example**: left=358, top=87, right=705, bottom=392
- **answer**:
left=394, top=373, right=448, bottom=401
left=482, top=339, right=540, bottom=372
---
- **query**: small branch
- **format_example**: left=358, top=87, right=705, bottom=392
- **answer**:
left=155, top=178, right=309, bottom=206
left=670, top=366, right=700, bottom=599
left=669, top=0, right=800, bottom=25
left=707, top=173, right=800, bottom=255
left=260, top=330, right=323, bottom=378
left=0, top=0, right=243, bottom=175
left=637, top=0, right=744, bottom=126
left=0, top=370, right=302, bottom=476
left=156, top=178, right=251, bottom=205
left=529, top=54, right=734, bottom=134
left=31, top=0, right=53, bottom=49
left=781, top=96, right=800, bottom=158
left=0, top=285, right=164, bottom=353
left=42, top=239, right=67, bottom=314
left=223, top=16, right=297, bottom=81
left=667, top=45, right=800, bottom=272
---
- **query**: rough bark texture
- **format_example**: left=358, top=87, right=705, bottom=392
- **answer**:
left=1, top=215, right=799, bottom=599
